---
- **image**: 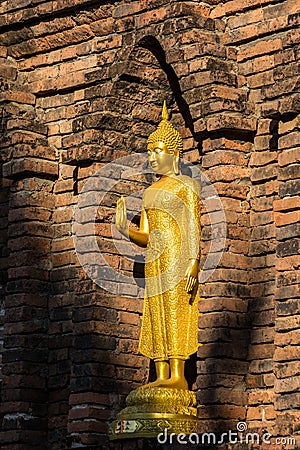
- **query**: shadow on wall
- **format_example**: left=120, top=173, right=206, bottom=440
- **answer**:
left=138, top=36, right=195, bottom=137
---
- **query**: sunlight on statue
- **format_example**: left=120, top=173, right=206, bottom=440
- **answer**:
left=116, top=101, right=201, bottom=391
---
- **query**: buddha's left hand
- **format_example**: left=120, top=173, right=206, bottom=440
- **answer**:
left=185, top=259, right=199, bottom=293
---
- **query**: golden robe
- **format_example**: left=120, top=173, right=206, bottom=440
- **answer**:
left=138, top=174, right=201, bottom=361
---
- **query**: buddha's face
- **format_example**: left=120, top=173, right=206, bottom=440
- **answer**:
left=147, top=141, right=176, bottom=175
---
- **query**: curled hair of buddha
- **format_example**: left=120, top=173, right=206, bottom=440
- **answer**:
left=147, top=100, right=183, bottom=158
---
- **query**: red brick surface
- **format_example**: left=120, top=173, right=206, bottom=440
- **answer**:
left=0, top=0, right=299, bottom=448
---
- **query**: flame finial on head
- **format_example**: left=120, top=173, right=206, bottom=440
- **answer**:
left=161, top=99, right=169, bottom=121
left=147, top=101, right=183, bottom=158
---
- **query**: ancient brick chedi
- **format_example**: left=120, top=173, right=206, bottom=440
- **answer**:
left=0, top=0, right=299, bottom=449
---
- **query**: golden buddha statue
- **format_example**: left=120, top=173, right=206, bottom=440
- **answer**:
left=116, top=101, right=201, bottom=392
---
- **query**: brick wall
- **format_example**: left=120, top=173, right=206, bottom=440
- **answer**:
left=0, top=0, right=299, bottom=448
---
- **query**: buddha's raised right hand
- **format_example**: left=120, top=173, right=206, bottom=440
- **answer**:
left=116, top=196, right=128, bottom=237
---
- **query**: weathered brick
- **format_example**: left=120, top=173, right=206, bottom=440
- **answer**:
left=263, top=76, right=299, bottom=100
left=278, top=164, right=300, bottom=181
left=238, top=39, right=283, bottom=62
left=248, top=343, right=275, bottom=360
left=251, top=196, right=274, bottom=212
left=207, top=115, right=257, bottom=132
left=250, top=151, right=277, bottom=167
left=3, top=159, right=58, bottom=180
left=247, top=405, right=275, bottom=421
left=279, top=179, right=300, bottom=198
left=274, top=210, right=300, bottom=227
left=248, top=389, right=275, bottom=405
left=276, top=393, right=300, bottom=410
left=275, top=361, right=300, bottom=378
left=9, top=25, right=94, bottom=58
left=251, top=328, right=274, bottom=344
left=248, top=70, right=274, bottom=89
left=276, top=315, right=300, bottom=332
left=277, top=237, right=299, bottom=257
left=251, top=165, right=277, bottom=183
left=211, top=0, right=280, bottom=19
left=278, top=116, right=300, bottom=134
left=249, top=359, right=274, bottom=374
left=279, top=131, right=300, bottom=150
left=278, top=148, right=299, bottom=170
left=276, top=255, right=300, bottom=271
left=250, top=211, right=273, bottom=227
left=0, top=0, right=299, bottom=447
left=276, top=272, right=300, bottom=292
left=274, top=197, right=298, bottom=212
left=275, top=331, right=300, bottom=353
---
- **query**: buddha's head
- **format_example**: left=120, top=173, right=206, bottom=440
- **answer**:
left=147, top=101, right=183, bottom=175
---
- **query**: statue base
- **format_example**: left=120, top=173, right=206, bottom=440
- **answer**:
left=109, top=387, right=198, bottom=440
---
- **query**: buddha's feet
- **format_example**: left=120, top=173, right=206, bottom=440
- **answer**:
left=155, top=377, right=188, bottom=390
left=138, top=379, right=168, bottom=389
left=139, top=377, right=188, bottom=390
